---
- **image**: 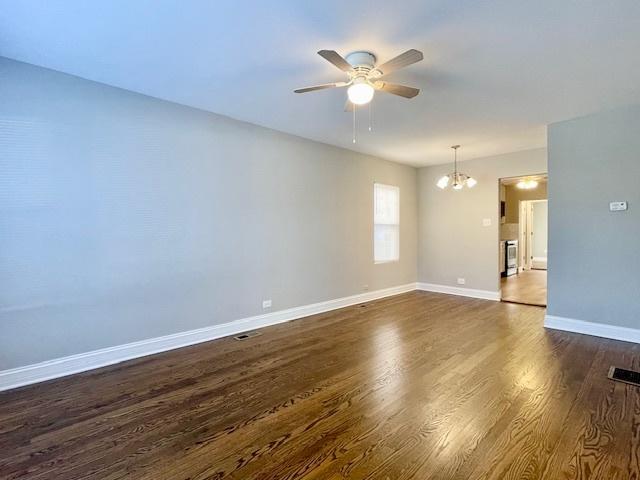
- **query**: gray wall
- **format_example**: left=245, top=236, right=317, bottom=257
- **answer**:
left=418, top=149, right=547, bottom=292
left=0, top=58, right=417, bottom=369
left=547, top=105, right=640, bottom=328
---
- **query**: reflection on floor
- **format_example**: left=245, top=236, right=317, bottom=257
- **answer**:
left=3, top=291, right=640, bottom=479
left=501, top=269, right=547, bottom=306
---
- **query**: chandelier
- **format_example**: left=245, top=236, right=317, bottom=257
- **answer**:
left=436, top=145, right=477, bottom=190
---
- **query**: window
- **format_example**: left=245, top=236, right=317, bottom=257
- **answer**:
left=374, top=183, right=400, bottom=263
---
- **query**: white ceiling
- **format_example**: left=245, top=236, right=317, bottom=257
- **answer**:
left=1, top=0, right=640, bottom=166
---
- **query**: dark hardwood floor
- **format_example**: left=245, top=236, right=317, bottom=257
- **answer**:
left=1, top=291, right=639, bottom=479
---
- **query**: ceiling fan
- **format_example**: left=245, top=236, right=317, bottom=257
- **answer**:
left=294, top=49, right=424, bottom=109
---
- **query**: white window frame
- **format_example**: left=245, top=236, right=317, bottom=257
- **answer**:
left=373, top=183, right=400, bottom=264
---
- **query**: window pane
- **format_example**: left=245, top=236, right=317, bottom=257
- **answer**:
left=374, top=225, right=399, bottom=262
left=374, top=184, right=399, bottom=225
left=374, top=183, right=399, bottom=263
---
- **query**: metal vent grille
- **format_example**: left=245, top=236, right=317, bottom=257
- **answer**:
left=233, top=331, right=262, bottom=341
left=608, top=366, right=640, bottom=387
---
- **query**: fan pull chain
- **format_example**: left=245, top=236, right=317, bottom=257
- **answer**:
left=352, top=104, right=357, bottom=143
left=368, top=102, right=373, bottom=132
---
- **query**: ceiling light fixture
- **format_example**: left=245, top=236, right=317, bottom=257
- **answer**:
left=436, top=145, right=477, bottom=190
left=347, top=78, right=375, bottom=105
left=516, top=179, right=538, bottom=189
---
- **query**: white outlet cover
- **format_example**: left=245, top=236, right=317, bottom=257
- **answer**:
left=457, top=278, right=466, bottom=285
left=262, top=299, right=272, bottom=309
left=482, top=218, right=492, bottom=227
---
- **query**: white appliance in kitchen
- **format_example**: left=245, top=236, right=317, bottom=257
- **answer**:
left=505, top=240, right=518, bottom=276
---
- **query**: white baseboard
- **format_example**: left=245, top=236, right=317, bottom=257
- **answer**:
left=416, top=282, right=500, bottom=301
left=0, top=283, right=417, bottom=392
left=544, top=315, right=640, bottom=344
left=532, top=256, right=548, bottom=269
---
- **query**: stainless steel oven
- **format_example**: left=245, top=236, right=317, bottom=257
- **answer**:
left=505, top=240, right=518, bottom=276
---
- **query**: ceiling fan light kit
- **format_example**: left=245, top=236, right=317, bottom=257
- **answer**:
left=437, top=145, right=477, bottom=190
left=347, top=78, right=375, bottom=105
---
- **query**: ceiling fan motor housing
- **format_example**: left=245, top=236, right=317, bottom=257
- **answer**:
left=345, top=51, right=377, bottom=70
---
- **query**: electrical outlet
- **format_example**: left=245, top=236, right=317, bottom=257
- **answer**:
left=262, top=299, right=272, bottom=309
left=482, top=218, right=492, bottom=227
left=363, top=284, right=369, bottom=291
left=457, top=278, right=466, bottom=285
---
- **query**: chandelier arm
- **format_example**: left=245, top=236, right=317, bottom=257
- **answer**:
left=451, top=145, right=460, bottom=176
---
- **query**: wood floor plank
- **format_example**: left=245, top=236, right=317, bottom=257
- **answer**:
left=501, top=269, right=547, bottom=306
left=1, top=291, right=638, bottom=479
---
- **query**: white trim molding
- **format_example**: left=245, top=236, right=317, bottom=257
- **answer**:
left=416, top=282, right=500, bottom=301
left=532, top=256, right=548, bottom=269
left=0, top=283, right=416, bottom=392
left=545, top=315, right=640, bottom=344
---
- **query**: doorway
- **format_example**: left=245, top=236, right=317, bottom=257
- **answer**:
left=520, top=200, right=548, bottom=271
left=498, top=175, right=548, bottom=306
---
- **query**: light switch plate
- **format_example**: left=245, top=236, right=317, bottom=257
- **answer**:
left=610, top=201, right=628, bottom=211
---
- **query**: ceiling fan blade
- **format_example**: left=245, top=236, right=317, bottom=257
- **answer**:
left=294, top=82, right=348, bottom=94
left=375, top=49, right=423, bottom=76
left=317, top=50, right=354, bottom=73
left=375, top=81, right=420, bottom=98
left=344, top=100, right=354, bottom=112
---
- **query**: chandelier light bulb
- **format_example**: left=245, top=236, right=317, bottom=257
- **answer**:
left=437, top=175, right=450, bottom=189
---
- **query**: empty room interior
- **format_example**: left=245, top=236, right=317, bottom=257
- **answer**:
left=1, top=2, right=640, bottom=479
